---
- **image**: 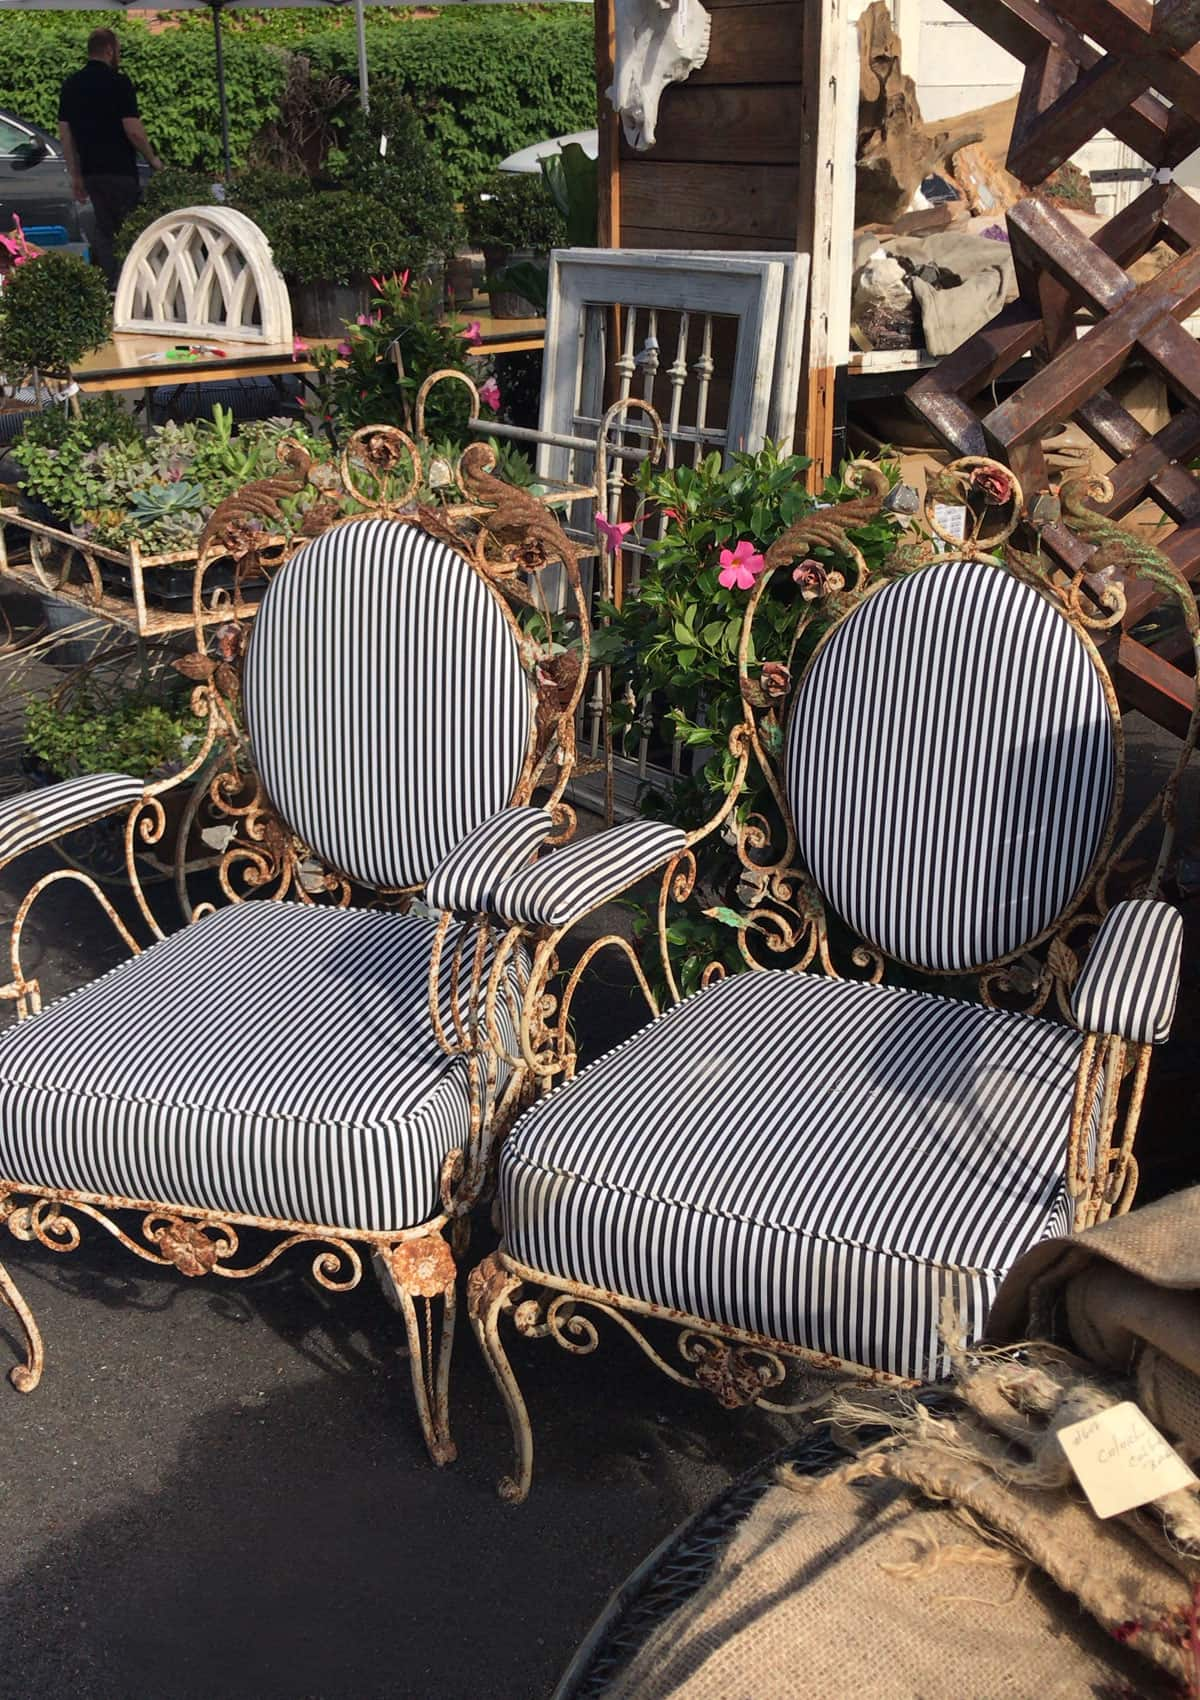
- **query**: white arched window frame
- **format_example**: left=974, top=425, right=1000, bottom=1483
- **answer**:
left=114, top=205, right=292, bottom=346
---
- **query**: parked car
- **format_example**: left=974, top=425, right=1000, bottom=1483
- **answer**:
left=0, top=109, right=89, bottom=244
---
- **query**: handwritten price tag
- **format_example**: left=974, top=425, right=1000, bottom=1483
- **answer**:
left=1059, top=1402, right=1197, bottom=1519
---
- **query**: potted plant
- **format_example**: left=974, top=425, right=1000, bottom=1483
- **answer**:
left=23, top=671, right=204, bottom=882
left=329, top=87, right=463, bottom=304
left=262, top=191, right=416, bottom=337
left=465, top=172, right=566, bottom=319
left=0, top=251, right=111, bottom=401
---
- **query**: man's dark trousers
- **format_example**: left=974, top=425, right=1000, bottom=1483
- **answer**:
left=85, top=173, right=139, bottom=288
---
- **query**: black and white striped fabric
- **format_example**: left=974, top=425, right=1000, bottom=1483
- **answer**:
left=788, top=561, right=1115, bottom=973
left=499, top=970, right=1089, bottom=1381
left=1071, top=898, right=1183, bottom=1044
left=0, top=773, right=143, bottom=865
left=0, top=902, right=519, bottom=1235
left=425, top=806, right=554, bottom=916
left=244, top=520, right=533, bottom=891
left=492, top=820, right=687, bottom=927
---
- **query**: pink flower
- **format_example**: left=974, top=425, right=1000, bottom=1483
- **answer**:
left=479, top=376, right=501, bottom=412
left=369, top=274, right=384, bottom=293
left=718, top=539, right=766, bottom=591
left=595, top=512, right=633, bottom=553
left=336, top=340, right=352, bottom=358
left=461, top=320, right=482, bottom=344
left=291, top=336, right=308, bottom=360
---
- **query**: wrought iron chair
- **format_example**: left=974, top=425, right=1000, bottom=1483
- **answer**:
left=469, top=462, right=1197, bottom=1501
left=0, top=451, right=686, bottom=1465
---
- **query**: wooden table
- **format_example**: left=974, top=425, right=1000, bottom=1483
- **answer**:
left=70, top=302, right=546, bottom=396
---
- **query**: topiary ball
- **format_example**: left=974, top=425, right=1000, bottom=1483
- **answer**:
left=0, top=252, right=112, bottom=378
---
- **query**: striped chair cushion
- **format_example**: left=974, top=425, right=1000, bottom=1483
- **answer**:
left=1071, top=898, right=1183, bottom=1043
left=492, top=820, right=688, bottom=927
left=244, top=520, right=532, bottom=891
left=788, top=560, right=1115, bottom=973
left=0, top=902, right=519, bottom=1235
left=425, top=806, right=554, bottom=916
left=499, top=970, right=1089, bottom=1381
left=0, top=773, right=143, bottom=865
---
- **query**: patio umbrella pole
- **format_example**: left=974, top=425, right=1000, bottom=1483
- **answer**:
left=212, top=0, right=233, bottom=179
left=354, top=0, right=370, bottom=112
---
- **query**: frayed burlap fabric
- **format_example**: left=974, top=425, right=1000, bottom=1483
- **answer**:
left=601, top=1189, right=1200, bottom=1700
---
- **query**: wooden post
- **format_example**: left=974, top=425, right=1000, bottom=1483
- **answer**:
left=798, top=0, right=852, bottom=486
left=595, top=0, right=620, bottom=248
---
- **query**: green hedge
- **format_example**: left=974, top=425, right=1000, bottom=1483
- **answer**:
left=0, top=6, right=595, bottom=196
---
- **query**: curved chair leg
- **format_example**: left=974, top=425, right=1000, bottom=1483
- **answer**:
left=380, top=1234, right=458, bottom=1467
left=468, top=1252, right=533, bottom=1504
left=0, top=1258, right=43, bottom=1393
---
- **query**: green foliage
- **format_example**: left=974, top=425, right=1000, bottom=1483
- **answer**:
left=25, top=685, right=195, bottom=780
left=13, top=395, right=138, bottom=521
left=541, top=141, right=597, bottom=246
left=16, top=403, right=331, bottom=551
left=329, top=84, right=462, bottom=260
left=465, top=169, right=567, bottom=254
left=1, top=8, right=595, bottom=195
left=0, top=253, right=111, bottom=377
left=608, top=447, right=905, bottom=994
left=308, top=273, right=485, bottom=442
left=259, top=190, right=417, bottom=284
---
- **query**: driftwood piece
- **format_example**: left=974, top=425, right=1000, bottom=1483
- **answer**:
left=855, top=1, right=979, bottom=225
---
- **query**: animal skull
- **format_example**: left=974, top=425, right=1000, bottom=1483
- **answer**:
left=608, top=0, right=712, bottom=152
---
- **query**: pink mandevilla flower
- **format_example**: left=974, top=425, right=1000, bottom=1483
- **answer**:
left=336, top=340, right=352, bottom=358
left=479, top=376, right=501, bottom=411
left=291, top=336, right=309, bottom=360
left=461, top=320, right=482, bottom=344
left=595, top=513, right=633, bottom=553
left=718, top=539, right=766, bottom=591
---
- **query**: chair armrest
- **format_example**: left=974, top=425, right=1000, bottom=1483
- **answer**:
left=492, top=820, right=688, bottom=927
left=1071, top=898, right=1183, bottom=1044
left=425, top=806, right=555, bottom=917
left=0, top=773, right=145, bottom=868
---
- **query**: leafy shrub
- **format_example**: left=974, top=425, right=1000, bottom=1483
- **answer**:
left=329, top=84, right=462, bottom=261
left=259, top=190, right=417, bottom=284
left=0, top=8, right=595, bottom=196
left=465, top=170, right=567, bottom=254
left=0, top=253, right=111, bottom=377
left=308, top=273, right=486, bottom=442
left=25, top=687, right=196, bottom=780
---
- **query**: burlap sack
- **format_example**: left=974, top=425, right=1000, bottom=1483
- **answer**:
left=989, top=1184, right=1200, bottom=1455
left=603, top=1463, right=1175, bottom=1700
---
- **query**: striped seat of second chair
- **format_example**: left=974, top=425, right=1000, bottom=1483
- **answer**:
left=499, top=970, right=1090, bottom=1382
left=0, top=902, right=519, bottom=1236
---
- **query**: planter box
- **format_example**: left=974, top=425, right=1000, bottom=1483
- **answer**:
left=0, top=508, right=293, bottom=639
left=290, top=279, right=369, bottom=339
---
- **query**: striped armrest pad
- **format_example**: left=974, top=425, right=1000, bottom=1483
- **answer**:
left=425, top=806, right=554, bottom=916
left=1071, top=898, right=1184, bottom=1044
left=492, top=821, right=688, bottom=927
left=0, top=773, right=145, bottom=866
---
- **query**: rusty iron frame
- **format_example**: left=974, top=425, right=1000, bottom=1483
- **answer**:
left=0, top=429, right=630, bottom=1468
left=472, top=457, right=1199, bottom=1499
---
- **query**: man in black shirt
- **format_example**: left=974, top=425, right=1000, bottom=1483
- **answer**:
left=57, top=28, right=163, bottom=288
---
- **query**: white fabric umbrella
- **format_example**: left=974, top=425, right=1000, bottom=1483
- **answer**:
left=499, top=129, right=598, bottom=174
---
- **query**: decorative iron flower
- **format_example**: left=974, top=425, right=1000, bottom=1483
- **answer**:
left=791, top=558, right=828, bottom=600
left=760, top=661, right=791, bottom=698
left=971, top=464, right=1015, bottom=506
